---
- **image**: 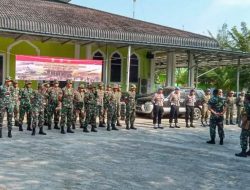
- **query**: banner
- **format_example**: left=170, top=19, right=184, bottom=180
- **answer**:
left=15, top=55, right=103, bottom=82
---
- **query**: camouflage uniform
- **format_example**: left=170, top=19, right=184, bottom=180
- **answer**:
left=59, top=79, right=74, bottom=134
left=201, top=90, right=211, bottom=126
left=207, top=90, right=226, bottom=145
left=96, top=83, right=105, bottom=127
left=43, top=81, right=50, bottom=126
left=83, top=84, right=98, bottom=133
left=0, top=77, right=14, bottom=138
left=19, top=80, right=33, bottom=131
left=47, top=80, right=62, bottom=130
left=113, top=84, right=122, bottom=126
left=30, top=84, right=47, bottom=136
left=124, top=84, right=137, bottom=130
left=225, top=91, right=235, bottom=125
left=236, top=92, right=245, bottom=125
left=13, top=80, right=20, bottom=126
left=72, top=84, right=85, bottom=129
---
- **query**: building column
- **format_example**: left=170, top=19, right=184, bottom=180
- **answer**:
left=86, top=44, right=92, bottom=59
left=104, top=45, right=109, bottom=84
left=126, top=45, right=131, bottom=91
left=74, top=44, right=80, bottom=59
left=149, top=54, right=155, bottom=93
left=237, top=57, right=240, bottom=96
left=166, top=52, right=176, bottom=86
left=188, top=52, right=195, bottom=87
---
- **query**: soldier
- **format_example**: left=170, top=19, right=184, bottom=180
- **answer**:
left=236, top=90, right=245, bottom=125
left=72, top=84, right=85, bottom=129
left=235, top=93, right=250, bottom=157
left=151, top=87, right=164, bottom=129
left=124, top=84, right=137, bottom=130
left=19, top=80, right=33, bottom=131
left=105, top=84, right=119, bottom=131
left=13, top=80, right=20, bottom=126
left=96, top=82, right=105, bottom=127
left=82, top=84, right=98, bottom=133
left=47, top=80, right=62, bottom=130
left=120, top=85, right=126, bottom=121
left=114, top=84, right=122, bottom=126
left=185, top=89, right=196, bottom=128
left=201, top=89, right=211, bottom=127
left=43, top=81, right=50, bottom=126
left=207, top=89, right=226, bottom=145
left=225, top=90, right=235, bottom=125
left=169, top=87, right=181, bottom=128
left=0, top=77, right=14, bottom=138
left=30, top=83, right=47, bottom=136
left=59, top=79, right=74, bottom=134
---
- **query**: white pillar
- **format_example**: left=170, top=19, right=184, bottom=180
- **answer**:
left=237, top=57, right=240, bottom=96
left=126, top=45, right=131, bottom=91
left=188, top=52, right=195, bottom=87
left=166, top=52, right=176, bottom=86
left=86, top=44, right=92, bottom=59
left=74, top=44, right=80, bottom=59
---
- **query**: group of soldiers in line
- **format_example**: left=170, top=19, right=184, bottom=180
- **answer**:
left=0, top=77, right=137, bottom=138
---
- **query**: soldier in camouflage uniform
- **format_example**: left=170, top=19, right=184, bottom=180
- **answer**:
left=207, top=89, right=227, bottom=145
left=19, top=80, right=33, bottom=131
left=72, top=84, right=85, bottom=129
left=235, top=93, right=250, bottom=157
left=47, top=80, right=62, bottom=130
left=225, top=90, right=235, bottom=125
left=96, top=82, right=105, bottom=127
left=0, top=77, right=14, bottom=138
left=124, top=84, right=137, bottom=130
left=201, top=89, right=211, bottom=127
left=113, top=84, right=122, bottom=126
left=236, top=90, right=245, bottom=125
left=119, top=85, right=126, bottom=121
left=43, top=81, right=50, bottom=126
left=59, top=79, right=74, bottom=134
left=13, top=80, right=20, bottom=126
left=30, top=83, right=47, bottom=136
left=82, top=84, right=98, bottom=133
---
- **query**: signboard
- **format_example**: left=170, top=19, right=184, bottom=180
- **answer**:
left=15, top=55, right=103, bottom=82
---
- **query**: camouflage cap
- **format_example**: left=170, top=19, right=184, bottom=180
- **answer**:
left=54, top=79, right=59, bottom=84
left=38, top=83, right=43, bottom=88
left=113, top=84, right=119, bottom=89
left=43, top=80, right=50, bottom=85
left=25, top=80, right=32, bottom=85
left=5, top=76, right=12, bottom=82
left=88, top=84, right=93, bottom=89
left=13, top=80, right=18, bottom=84
left=66, top=79, right=73, bottom=84
left=130, top=84, right=136, bottom=89
left=106, top=84, right=112, bottom=88
left=98, top=82, right=104, bottom=87
left=78, top=84, right=85, bottom=89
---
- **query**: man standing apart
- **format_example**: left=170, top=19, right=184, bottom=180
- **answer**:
left=0, top=77, right=14, bottom=138
left=207, top=89, right=226, bottom=145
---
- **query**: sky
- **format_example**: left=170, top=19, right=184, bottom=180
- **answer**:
left=71, top=0, right=250, bottom=37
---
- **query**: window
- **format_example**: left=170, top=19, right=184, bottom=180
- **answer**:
left=93, top=51, right=104, bottom=81
left=130, top=54, right=139, bottom=83
left=110, top=53, right=121, bottom=82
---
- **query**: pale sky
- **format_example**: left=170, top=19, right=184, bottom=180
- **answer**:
left=71, top=0, right=250, bottom=36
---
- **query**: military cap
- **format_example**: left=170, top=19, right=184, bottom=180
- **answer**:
left=113, top=84, right=119, bottom=89
left=106, top=84, right=112, bottom=88
left=130, top=84, right=136, bottom=89
left=88, top=84, right=93, bottom=89
left=54, top=79, right=59, bottom=84
left=190, top=89, right=195, bottom=92
left=98, top=82, right=104, bottom=87
left=25, top=80, right=32, bottom=85
left=175, top=87, right=180, bottom=90
left=5, top=76, right=12, bottom=82
left=241, top=90, right=246, bottom=94
left=158, top=87, right=163, bottom=91
left=43, top=80, right=50, bottom=85
left=206, top=88, right=211, bottom=92
left=38, top=83, right=43, bottom=88
left=229, top=90, right=234, bottom=94
left=12, top=80, right=18, bottom=84
left=66, top=79, right=73, bottom=84
left=78, top=84, right=85, bottom=89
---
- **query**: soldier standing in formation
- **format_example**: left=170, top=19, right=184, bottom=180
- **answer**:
left=114, top=84, right=122, bottom=127
left=201, top=89, right=211, bottom=127
left=207, top=89, right=226, bottom=145
left=0, top=77, right=14, bottom=138
left=96, top=83, right=105, bottom=128
left=225, top=90, right=235, bottom=125
left=13, top=80, right=20, bottom=127
left=82, top=84, right=98, bottom=133
left=47, top=80, right=62, bottom=130
left=185, top=89, right=196, bottom=128
left=19, top=80, right=33, bottom=131
left=169, top=87, right=181, bottom=128
left=235, top=93, right=250, bottom=157
left=72, top=84, right=85, bottom=129
left=124, top=84, right=137, bottom=130
left=31, top=83, right=47, bottom=136
left=59, top=79, right=74, bottom=134
left=236, top=90, right=245, bottom=125
left=43, top=81, right=50, bottom=126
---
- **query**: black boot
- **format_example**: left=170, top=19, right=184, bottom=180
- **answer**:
left=19, top=124, right=23, bottom=131
left=186, top=123, right=190, bottom=128
left=54, top=123, right=60, bottom=130
left=130, top=124, right=137, bottom=130
left=83, top=127, right=89, bottom=133
left=39, top=127, right=47, bottom=135
left=175, top=123, right=180, bottom=128
left=116, top=121, right=122, bottom=127
left=27, top=124, right=32, bottom=131
left=235, top=149, right=247, bottom=157
left=31, top=128, right=36, bottom=136
left=201, top=121, right=205, bottom=127
left=72, top=123, right=76, bottom=129
left=48, top=124, right=52, bottom=130
left=190, top=123, right=195, bottom=128
left=219, top=138, right=224, bottom=145
left=230, top=120, right=235, bottom=125
left=99, top=122, right=105, bottom=128
left=80, top=124, right=83, bottom=129
left=91, top=125, right=98, bottom=132
left=67, top=127, right=74, bottom=133
left=207, top=139, right=215, bottom=144
left=61, top=126, right=66, bottom=134
left=15, top=120, right=19, bottom=127
left=44, top=121, right=48, bottom=126
left=8, top=130, right=12, bottom=138
left=107, top=124, right=111, bottom=131
left=226, top=120, right=229, bottom=125
left=112, top=124, right=119, bottom=130
left=246, top=150, right=250, bottom=156
left=0, top=128, right=2, bottom=138
left=126, top=124, right=130, bottom=130
left=169, top=123, right=174, bottom=128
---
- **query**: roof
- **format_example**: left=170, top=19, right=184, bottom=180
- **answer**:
left=0, top=0, right=219, bottom=49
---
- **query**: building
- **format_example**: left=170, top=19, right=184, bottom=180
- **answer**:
left=0, top=0, right=249, bottom=92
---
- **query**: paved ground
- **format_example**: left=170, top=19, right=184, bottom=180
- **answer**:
left=0, top=117, right=249, bottom=190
